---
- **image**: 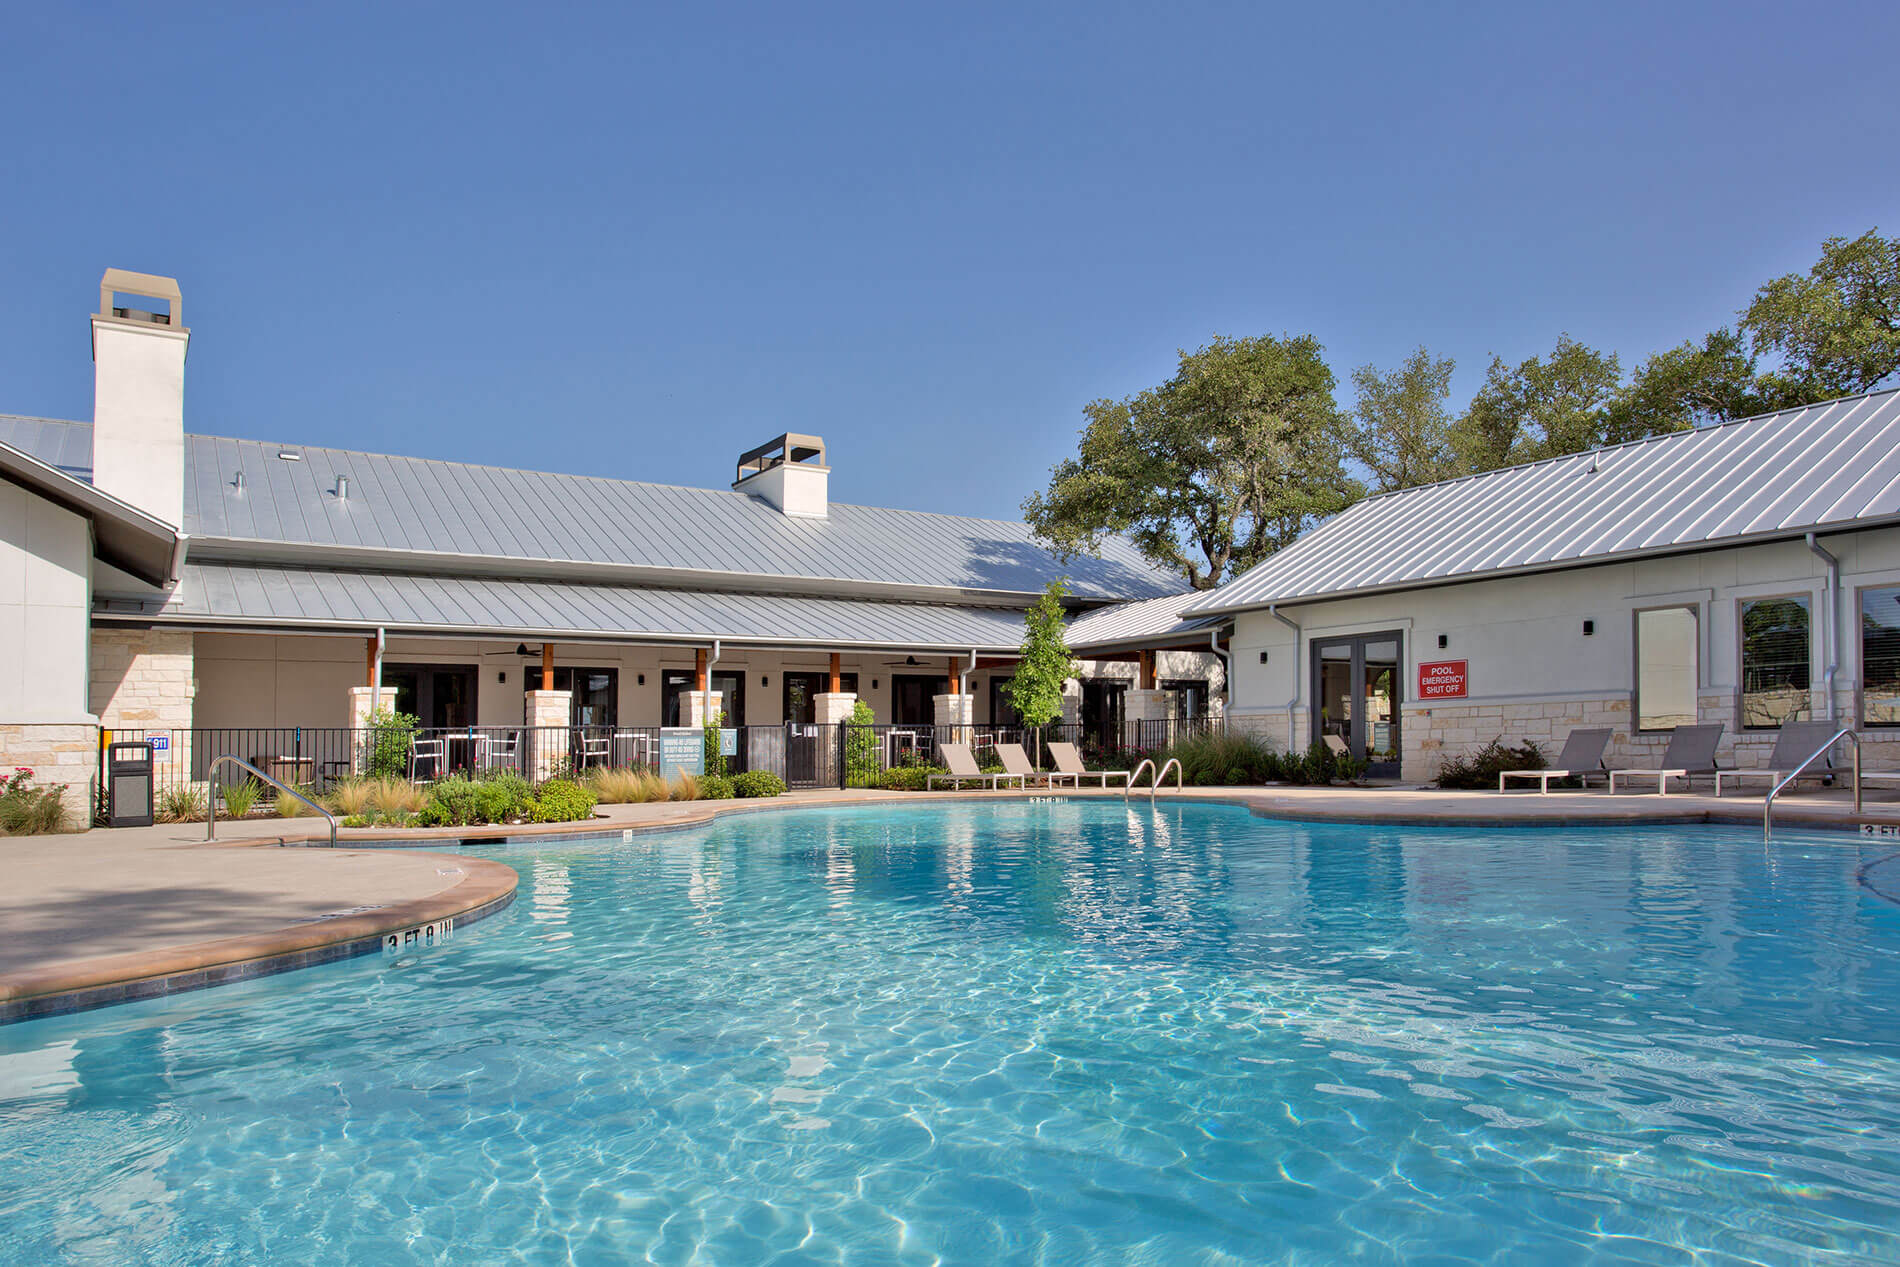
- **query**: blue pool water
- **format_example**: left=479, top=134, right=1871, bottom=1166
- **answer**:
left=3, top=801, right=1899, bottom=1265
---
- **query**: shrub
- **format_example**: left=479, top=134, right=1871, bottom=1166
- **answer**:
left=362, top=709, right=421, bottom=780
left=369, top=776, right=429, bottom=817
left=703, top=707, right=728, bottom=778
left=1159, top=730, right=1279, bottom=786
left=341, top=813, right=373, bottom=829
left=0, top=768, right=72, bottom=835
left=275, top=787, right=313, bottom=818
left=697, top=773, right=734, bottom=800
left=844, top=700, right=879, bottom=786
left=879, top=765, right=943, bottom=791
left=219, top=778, right=263, bottom=819
left=668, top=772, right=701, bottom=801
left=532, top=777, right=598, bottom=823
left=324, top=778, right=377, bottom=818
left=731, top=770, right=788, bottom=799
left=157, top=782, right=207, bottom=824
left=1438, top=739, right=1545, bottom=790
left=416, top=771, right=534, bottom=827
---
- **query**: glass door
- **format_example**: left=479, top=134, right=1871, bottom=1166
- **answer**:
left=1310, top=632, right=1403, bottom=778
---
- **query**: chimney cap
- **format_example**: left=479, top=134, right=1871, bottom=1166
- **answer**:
left=98, top=268, right=183, bottom=329
left=735, top=433, right=827, bottom=485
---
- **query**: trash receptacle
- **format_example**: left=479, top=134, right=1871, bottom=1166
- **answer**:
left=108, top=742, right=154, bottom=827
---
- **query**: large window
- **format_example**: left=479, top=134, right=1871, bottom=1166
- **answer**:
left=525, top=666, right=617, bottom=727
left=1862, top=587, right=1900, bottom=727
left=1739, top=596, right=1811, bottom=729
left=1635, top=606, right=1698, bottom=732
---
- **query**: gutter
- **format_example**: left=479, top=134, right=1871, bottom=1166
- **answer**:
left=1807, top=533, right=1840, bottom=721
left=1268, top=604, right=1302, bottom=749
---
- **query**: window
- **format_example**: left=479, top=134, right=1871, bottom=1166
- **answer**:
left=1862, top=587, right=1900, bottom=726
left=525, top=666, right=618, bottom=727
left=1635, top=606, right=1697, bottom=731
left=1739, top=596, right=1810, bottom=729
left=1160, top=678, right=1209, bottom=721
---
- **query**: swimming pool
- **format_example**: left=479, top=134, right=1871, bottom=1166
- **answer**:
left=2, top=800, right=1897, bottom=1263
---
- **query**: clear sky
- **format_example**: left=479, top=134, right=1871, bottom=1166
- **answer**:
left=3, top=2, right=1895, bottom=519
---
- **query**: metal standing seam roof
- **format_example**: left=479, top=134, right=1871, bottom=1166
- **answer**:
left=0, top=438, right=179, bottom=585
left=1066, top=589, right=1227, bottom=650
left=0, top=419, right=1179, bottom=603
left=141, top=562, right=1049, bottom=651
left=1186, top=387, right=1900, bottom=616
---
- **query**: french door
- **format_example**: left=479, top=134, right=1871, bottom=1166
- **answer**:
left=1311, top=632, right=1403, bottom=778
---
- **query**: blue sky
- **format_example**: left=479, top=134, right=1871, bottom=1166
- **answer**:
left=3, top=2, right=1895, bottom=519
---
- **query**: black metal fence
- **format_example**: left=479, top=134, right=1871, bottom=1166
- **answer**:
left=102, top=716, right=1219, bottom=795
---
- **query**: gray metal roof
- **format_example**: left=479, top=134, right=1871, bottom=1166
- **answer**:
left=143, top=562, right=1043, bottom=651
left=0, top=418, right=1178, bottom=604
left=0, top=416, right=93, bottom=481
left=1188, top=388, right=1900, bottom=615
left=0, top=437, right=179, bottom=585
left=1067, top=590, right=1226, bottom=651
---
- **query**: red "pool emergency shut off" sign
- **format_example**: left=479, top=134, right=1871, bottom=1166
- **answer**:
left=1417, top=660, right=1468, bottom=699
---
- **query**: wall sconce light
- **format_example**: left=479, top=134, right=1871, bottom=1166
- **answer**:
left=872, top=679, right=880, bottom=690
left=761, top=675, right=769, bottom=686
left=1258, top=651, right=1269, bottom=664
left=1582, top=620, right=1595, bottom=636
left=637, top=673, right=646, bottom=685
left=1437, top=634, right=1449, bottom=650
left=498, top=670, right=506, bottom=684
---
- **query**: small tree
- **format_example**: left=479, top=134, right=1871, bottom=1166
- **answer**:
left=1003, top=581, right=1078, bottom=770
left=363, top=708, right=420, bottom=780
left=702, top=706, right=727, bottom=778
left=844, top=698, right=878, bottom=786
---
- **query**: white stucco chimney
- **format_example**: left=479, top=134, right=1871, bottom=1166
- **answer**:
left=91, top=269, right=187, bottom=529
left=733, top=433, right=828, bottom=518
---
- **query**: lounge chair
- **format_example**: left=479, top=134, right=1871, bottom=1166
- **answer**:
left=995, top=743, right=1053, bottom=788
left=1047, top=741, right=1130, bottom=788
left=926, top=742, right=1027, bottom=791
left=1498, top=727, right=1613, bottom=794
left=1712, top=720, right=1841, bottom=797
left=1607, top=723, right=1725, bottom=795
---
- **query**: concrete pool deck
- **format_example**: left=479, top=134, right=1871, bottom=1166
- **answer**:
left=5, top=782, right=1898, bottom=1022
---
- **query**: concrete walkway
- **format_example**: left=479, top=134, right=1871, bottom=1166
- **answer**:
left=5, top=781, right=1896, bottom=1022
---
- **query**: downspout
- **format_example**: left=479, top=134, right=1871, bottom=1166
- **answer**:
left=1208, top=627, right=1231, bottom=712
left=1806, top=533, right=1839, bottom=722
left=373, top=626, right=385, bottom=691
left=1268, top=604, right=1302, bottom=750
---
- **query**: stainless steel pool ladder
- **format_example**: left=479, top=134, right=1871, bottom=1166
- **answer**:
left=206, top=754, right=338, bottom=848
left=1763, top=727, right=1858, bottom=841
left=1123, top=757, right=1184, bottom=801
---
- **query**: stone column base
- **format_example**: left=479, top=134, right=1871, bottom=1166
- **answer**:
left=526, top=689, right=573, bottom=781
left=347, top=686, right=400, bottom=776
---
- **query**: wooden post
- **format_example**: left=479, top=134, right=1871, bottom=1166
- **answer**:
left=365, top=634, right=379, bottom=688
left=1139, top=650, right=1156, bottom=690
left=542, top=641, right=555, bottom=685
left=694, top=647, right=708, bottom=692
left=829, top=652, right=842, bottom=694
left=947, top=656, right=962, bottom=695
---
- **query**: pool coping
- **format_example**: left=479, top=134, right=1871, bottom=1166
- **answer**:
left=0, top=854, right=519, bottom=1025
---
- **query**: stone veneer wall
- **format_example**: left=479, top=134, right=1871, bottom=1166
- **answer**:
left=0, top=722, right=100, bottom=828
left=90, top=628, right=197, bottom=786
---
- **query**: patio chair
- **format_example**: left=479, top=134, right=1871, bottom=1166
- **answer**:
left=477, top=728, right=521, bottom=773
left=1607, top=723, right=1725, bottom=795
left=1047, top=741, right=1130, bottom=788
left=926, top=742, right=1026, bottom=791
left=1322, top=733, right=1350, bottom=757
left=1498, top=727, right=1613, bottom=794
left=1712, top=720, right=1841, bottom=797
left=575, top=730, right=611, bottom=770
left=408, top=736, right=446, bottom=784
left=995, top=743, right=1053, bottom=788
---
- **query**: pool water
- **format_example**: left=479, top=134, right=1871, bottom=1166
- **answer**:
left=3, top=802, right=1898, bottom=1265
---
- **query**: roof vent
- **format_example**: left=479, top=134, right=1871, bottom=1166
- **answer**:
left=334, top=475, right=350, bottom=501
left=231, top=470, right=245, bottom=493
left=733, top=433, right=829, bottom=518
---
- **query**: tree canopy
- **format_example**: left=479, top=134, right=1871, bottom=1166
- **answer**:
left=1344, top=347, right=1457, bottom=493
left=1022, top=334, right=1359, bottom=590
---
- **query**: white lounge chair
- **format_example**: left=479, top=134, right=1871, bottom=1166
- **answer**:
left=926, top=742, right=1027, bottom=791
left=1712, top=720, right=1841, bottom=796
left=995, top=743, right=1053, bottom=788
left=1498, top=728, right=1613, bottom=793
left=1608, top=723, right=1725, bottom=794
left=1047, top=741, right=1130, bottom=788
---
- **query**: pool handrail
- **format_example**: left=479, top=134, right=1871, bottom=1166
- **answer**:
left=1123, top=757, right=1184, bottom=801
left=206, top=753, right=338, bottom=848
left=1764, top=726, right=1858, bottom=841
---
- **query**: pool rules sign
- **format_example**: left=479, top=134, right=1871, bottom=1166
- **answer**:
left=1418, top=660, right=1468, bottom=699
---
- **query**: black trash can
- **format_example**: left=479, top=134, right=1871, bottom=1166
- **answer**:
left=107, top=741, right=155, bottom=827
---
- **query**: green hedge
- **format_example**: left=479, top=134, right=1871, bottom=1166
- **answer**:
left=730, top=770, right=787, bottom=798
